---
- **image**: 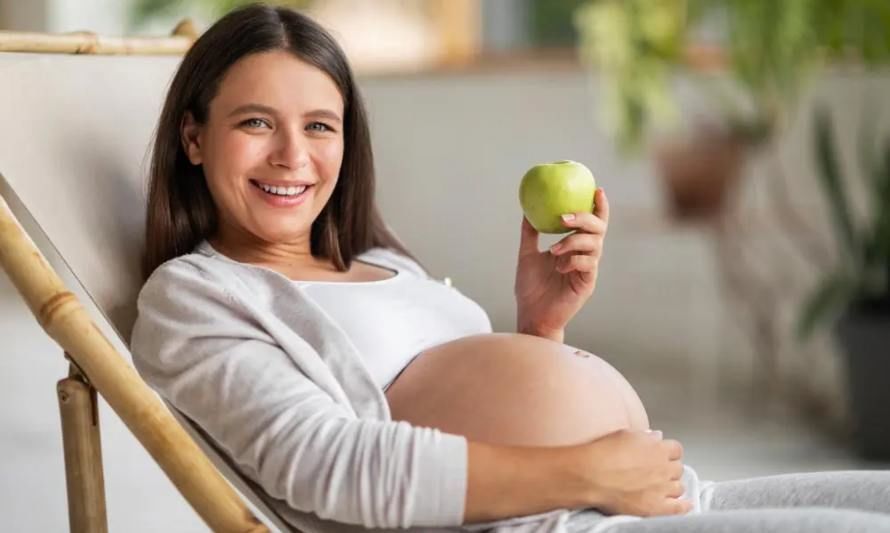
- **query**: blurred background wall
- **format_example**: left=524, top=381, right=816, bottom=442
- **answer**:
left=1, top=1, right=888, bottom=531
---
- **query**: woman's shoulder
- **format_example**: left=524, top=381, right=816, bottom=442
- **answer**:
left=137, top=246, right=251, bottom=315
left=142, top=239, right=256, bottom=289
left=142, top=249, right=219, bottom=289
left=359, top=247, right=429, bottom=279
left=132, top=249, right=271, bottom=346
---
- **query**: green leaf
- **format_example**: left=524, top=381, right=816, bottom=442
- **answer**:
left=856, top=95, right=878, bottom=191
left=130, top=0, right=182, bottom=26
left=797, top=273, right=854, bottom=340
left=813, top=108, right=859, bottom=260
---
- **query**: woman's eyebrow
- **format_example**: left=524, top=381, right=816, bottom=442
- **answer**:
left=227, top=103, right=277, bottom=117
left=227, top=104, right=342, bottom=124
left=304, top=109, right=342, bottom=123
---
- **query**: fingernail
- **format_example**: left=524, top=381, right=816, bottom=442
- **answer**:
left=561, top=213, right=575, bottom=222
left=647, top=429, right=663, bottom=439
left=549, top=243, right=561, bottom=254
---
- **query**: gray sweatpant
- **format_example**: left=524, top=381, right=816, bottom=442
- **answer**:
left=567, top=470, right=890, bottom=533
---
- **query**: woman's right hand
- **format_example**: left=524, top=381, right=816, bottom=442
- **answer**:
left=571, top=429, right=692, bottom=517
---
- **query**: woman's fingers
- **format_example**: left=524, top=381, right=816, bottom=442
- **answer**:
left=645, top=497, right=692, bottom=517
left=559, top=211, right=607, bottom=235
left=518, top=216, right=540, bottom=258
left=594, top=188, right=610, bottom=224
left=668, top=459, right=685, bottom=480
left=558, top=188, right=609, bottom=233
left=666, top=480, right=686, bottom=498
left=551, top=192, right=609, bottom=267
left=556, top=254, right=597, bottom=274
left=666, top=498, right=693, bottom=515
left=550, top=233, right=602, bottom=256
left=664, top=439, right=684, bottom=461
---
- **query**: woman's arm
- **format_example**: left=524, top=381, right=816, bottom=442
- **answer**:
left=464, top=430, right=691, bottom=523
left=464, top=440, right=584, bottom=522
left=514, top=189, right=610, bottom=342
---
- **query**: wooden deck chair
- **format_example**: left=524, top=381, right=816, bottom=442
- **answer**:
left=0, top=29, right=303, bottom=533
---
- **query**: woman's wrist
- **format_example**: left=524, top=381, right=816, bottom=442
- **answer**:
left=516, top=320, right=565, bottom=343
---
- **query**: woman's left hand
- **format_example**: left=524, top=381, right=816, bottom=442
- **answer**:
left=514, top=188, right=609, bottom=343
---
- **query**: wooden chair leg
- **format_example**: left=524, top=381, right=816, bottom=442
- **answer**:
left=58, top=358, right=108, bottom=533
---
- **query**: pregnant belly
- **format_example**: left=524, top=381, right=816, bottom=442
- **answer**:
left=384, top=333, right=649, bottom=447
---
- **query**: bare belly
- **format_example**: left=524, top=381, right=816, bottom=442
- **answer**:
left=384, top=333, right=649, bottom=447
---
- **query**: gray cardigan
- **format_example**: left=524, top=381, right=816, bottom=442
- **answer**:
left=131, top=241, right=574, bottom=533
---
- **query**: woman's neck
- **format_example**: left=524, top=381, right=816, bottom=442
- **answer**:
left=208, top=228, right=319, bottom=271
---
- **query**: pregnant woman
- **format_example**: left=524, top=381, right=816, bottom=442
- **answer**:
left=130, top=5, right=890, bottom=533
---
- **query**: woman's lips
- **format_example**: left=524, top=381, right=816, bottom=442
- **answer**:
left=249, top=179, right=313, bottom=208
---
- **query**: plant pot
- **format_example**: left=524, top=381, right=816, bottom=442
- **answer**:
left=836, top=307, right=890, bottom=459
left=653, top=124, right=748, bottom=220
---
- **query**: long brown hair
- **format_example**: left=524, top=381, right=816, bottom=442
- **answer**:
left=141, top=3, right=414, bottom=281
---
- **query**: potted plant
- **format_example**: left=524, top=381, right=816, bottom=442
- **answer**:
left=798, top=108, right=890, bottom=459
left=573, top=0, right=890, bottom=219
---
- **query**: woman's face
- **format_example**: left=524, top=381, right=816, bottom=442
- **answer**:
left=183, top=50, right=345, bottom=249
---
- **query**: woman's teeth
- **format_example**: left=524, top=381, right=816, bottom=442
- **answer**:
left=255, top=182, right=308, bottom=196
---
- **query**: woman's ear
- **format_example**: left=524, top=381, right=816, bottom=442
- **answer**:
left=180, top=111, right=203, bottom=165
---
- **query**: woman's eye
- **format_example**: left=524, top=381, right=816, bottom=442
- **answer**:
left=307, top=122, right=333, bottom=133
left=242, top=118, right=270, bottom=129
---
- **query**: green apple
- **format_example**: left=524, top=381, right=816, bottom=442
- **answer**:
left=519, top=160, right=597, bottom=233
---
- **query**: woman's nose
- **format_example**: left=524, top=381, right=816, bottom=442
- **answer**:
left=269, top=130, right=309, bottom=169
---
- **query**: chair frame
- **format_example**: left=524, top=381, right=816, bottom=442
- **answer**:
left=58, top=356, right=108, bottom=533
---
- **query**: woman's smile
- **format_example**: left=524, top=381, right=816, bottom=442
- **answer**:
left=248, top=178, right=315, bottom=208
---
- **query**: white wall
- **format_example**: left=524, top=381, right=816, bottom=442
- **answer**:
left=0, top=0, right=127, bottom=33
left=0, top=1, right=47, bottom=31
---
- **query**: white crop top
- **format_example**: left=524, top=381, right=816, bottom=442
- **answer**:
left=292, top=248, right=493, bottom=390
